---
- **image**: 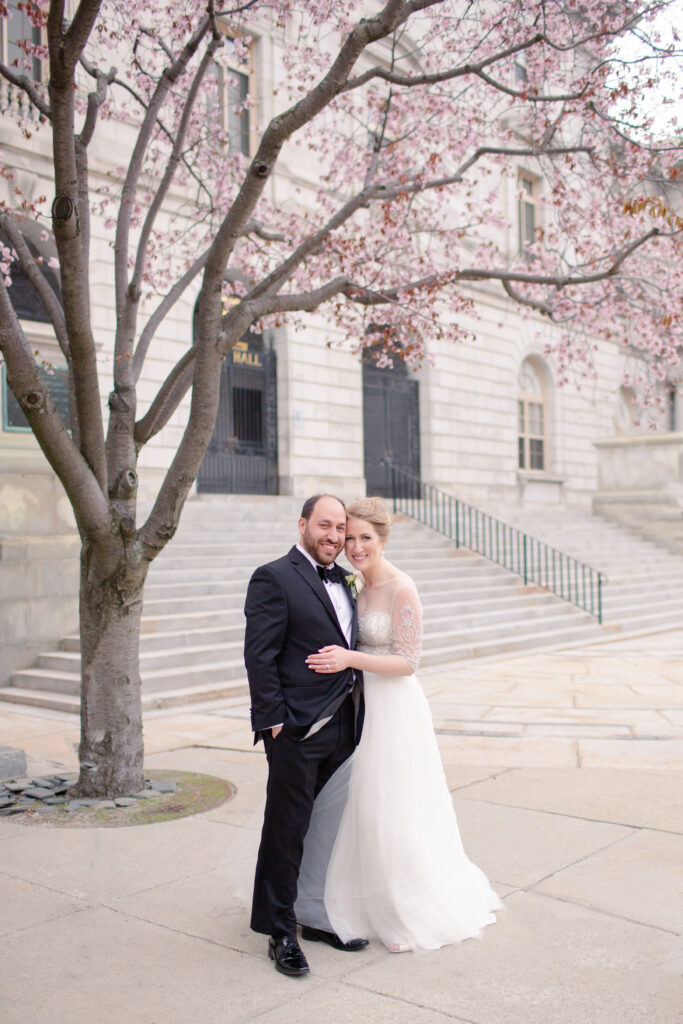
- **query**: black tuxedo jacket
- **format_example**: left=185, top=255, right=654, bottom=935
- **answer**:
left=244, top=545, right=361, bottom=739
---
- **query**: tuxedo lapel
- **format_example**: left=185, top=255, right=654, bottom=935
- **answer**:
left=288, top=547, right=349, bottom=644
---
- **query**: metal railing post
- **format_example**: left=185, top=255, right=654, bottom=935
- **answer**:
left=377, top=462, right=605, bottom=621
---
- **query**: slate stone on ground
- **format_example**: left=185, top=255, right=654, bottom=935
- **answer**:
left=149, top=780, right=176, bottom=794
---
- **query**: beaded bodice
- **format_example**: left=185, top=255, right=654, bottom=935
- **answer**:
left=356, top=574, right=422, bottom=671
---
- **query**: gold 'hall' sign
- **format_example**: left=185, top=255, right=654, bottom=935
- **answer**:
left=231, top=340, right=262, bottom=367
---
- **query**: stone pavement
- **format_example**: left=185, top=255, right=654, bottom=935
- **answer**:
left=0, top=629, right=682, bottom=1024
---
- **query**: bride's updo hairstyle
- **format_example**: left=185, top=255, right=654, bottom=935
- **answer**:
left=345, top=496, right=392, bottom=540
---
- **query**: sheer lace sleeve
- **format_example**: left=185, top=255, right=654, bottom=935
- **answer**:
left=390, top=580, right=423, bottom=671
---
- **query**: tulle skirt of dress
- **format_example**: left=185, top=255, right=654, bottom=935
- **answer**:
left=296, top=670, right=502, bottom=952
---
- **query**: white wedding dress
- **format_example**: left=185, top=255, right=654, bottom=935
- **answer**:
left=296, top=573, right=501, bottom=952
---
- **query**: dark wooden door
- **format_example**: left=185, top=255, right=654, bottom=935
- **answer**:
left=363, top=361, right=420, bottom=497
left=197, top=336, right=278, bottom=494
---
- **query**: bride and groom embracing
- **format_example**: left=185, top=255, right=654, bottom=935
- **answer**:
left=244, top=493, right=500, bottom=977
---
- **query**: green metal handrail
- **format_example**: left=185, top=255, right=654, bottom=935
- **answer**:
left=384, top=462, right=606, bottom=623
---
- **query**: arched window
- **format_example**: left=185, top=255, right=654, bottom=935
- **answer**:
left=517, top=359, right=546, bottom=471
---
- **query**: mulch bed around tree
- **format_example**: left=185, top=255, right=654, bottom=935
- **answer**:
left=2, top=770, right=235, bottom=828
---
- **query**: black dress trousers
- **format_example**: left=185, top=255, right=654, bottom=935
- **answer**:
left=250, top=693, right=356, bottom=938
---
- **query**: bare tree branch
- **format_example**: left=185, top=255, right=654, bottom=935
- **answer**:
left=130, top=36, right=222, bottom=306
left=0, top=284, right=109, bottom=541
left=0, top=59, right=51, bottom=117
left=63, top=0, right=103, bottom=70
left=134, top=347, right=197, bottom=447
left=0, top=214, right=70, bottom=358
left=113, top=13, right=213, bottom=334
left=133, top=248, right=210, bottom=379
left=78, top=55, right=216, bottom=211
left=342, top=32, right=544, bottom=94
left=258, top=227, right=664, bottom=316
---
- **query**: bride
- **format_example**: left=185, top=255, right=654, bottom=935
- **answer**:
left=298, top=496, right=501, bottom=953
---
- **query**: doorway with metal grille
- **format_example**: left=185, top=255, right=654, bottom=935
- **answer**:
left=197, top=327, right=278, bottom=494
left=362, top=358, right=420, bottom=497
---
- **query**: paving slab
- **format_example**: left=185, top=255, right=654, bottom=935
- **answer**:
left=578, top=737, right=683, bottom=768
left=536, top=828, right=683, bottom=933
left=0, top=871, right=87, bottom=936
left=0, top=628, right=682, bottom=1024
left=0, top=814, right=239, bottom=901
left=243, top=981, right=466, bottom=1024
left=0, top=905, right=320, bottom=1024
left=438, top=734, right=579, bottom=768
left=455, top=767, right=683, bottom=829
left=450, top=798, right=633, bottom=890
left=339, top=891, right=683, bottom=1024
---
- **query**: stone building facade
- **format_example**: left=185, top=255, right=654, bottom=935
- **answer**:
left=0, top=6, right=678, bottom=684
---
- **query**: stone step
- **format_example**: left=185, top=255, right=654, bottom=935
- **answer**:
left=12, top=653, right=250, bottom=696
left=9, top=493, right=683, bottom=713
left=419, top=621, right=605, bottom=665
left=35, top=639, right=245, bottom=675
left=0, top=679, right=250, bottom=713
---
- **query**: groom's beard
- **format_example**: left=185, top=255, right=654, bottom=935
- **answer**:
left=300, top=528, right=343, bottom=566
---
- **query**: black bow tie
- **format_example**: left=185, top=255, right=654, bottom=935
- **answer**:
left=317, top=564, right=346, bottom=585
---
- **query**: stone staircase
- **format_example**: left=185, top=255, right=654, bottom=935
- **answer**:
left=0, top=494, right=609, bottom=713
left=503, top=504, right=683, bottom=635
left=592, top=490, right=683, bottom=556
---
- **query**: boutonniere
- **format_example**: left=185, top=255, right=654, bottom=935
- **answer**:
left=345, top=573, right=360, bottom=599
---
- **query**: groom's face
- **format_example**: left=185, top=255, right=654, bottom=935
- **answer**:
left=299, top=496, right=346, bottom=565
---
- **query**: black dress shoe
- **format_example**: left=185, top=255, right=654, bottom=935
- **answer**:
left=300, top=925, right=369, bottom=951
left=268, top=934, right=310, bottom=976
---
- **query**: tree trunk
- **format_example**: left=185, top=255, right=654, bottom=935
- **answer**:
left=72, top=535, right=149, bottom=798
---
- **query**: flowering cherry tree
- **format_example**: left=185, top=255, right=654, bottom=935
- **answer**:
left=0, top=0, right=681, bottom=795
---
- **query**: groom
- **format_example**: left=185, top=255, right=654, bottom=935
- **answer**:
left=244, top=494, right=367, bottom=976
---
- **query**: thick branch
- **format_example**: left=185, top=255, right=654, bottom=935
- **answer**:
left=78, top=64, right=117, bottom=148
left=0, top=284, right=110, bottom=541
left=0, top=214, right=70, bottom=360
left=133, top=248, right=210, bottom=379
left=48, top=0, right=107, bottom=491
left=134, top=348, right=197, bottom=447
left=63, top=0, right=103, bottom=69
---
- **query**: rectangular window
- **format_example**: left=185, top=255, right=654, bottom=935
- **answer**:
left=3, top=2, right=42, bottom=82
left=514, top=61, right=528, bottom=86
left=528, top=401, right=544, bottom=436
left=529, top=438, right=544, bottom=470
left=2, top=364, right=71, bottom=432
left=518, top=399, right=545, bottom=471
left=518, top=435, right=526, bottom=470
left=208, top=38, right=251, bottom=157
left=518, top=175, right=538, bottom=253
left=227, top=67, right=250, bottom=156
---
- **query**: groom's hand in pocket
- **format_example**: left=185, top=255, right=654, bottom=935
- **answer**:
left=271, top=725, right=283, bottom=738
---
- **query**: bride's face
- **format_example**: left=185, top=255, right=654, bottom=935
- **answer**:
left=345, top=516, right=385, bottom=573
